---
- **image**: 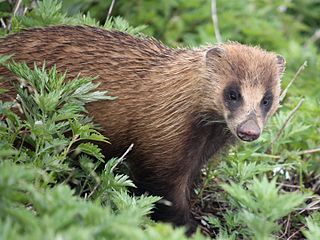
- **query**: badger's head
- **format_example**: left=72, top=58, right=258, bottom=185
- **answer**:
left=204, top=43, right=285, bottom=142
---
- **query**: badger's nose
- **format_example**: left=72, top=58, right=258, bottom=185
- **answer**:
left=237, top=119, right=261, bottom=142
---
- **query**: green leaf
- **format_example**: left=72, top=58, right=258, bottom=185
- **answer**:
left=76, top=142, right=105, bottom=162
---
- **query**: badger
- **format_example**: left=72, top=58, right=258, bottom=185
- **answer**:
left=0, top=25, right=285, bottom=233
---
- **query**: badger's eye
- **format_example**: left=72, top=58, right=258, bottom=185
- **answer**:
left=223, top=84, right=242, bottom=111
left=262, top=98, right=270, bottom=106
left=229, top=90, right=239, bottom=101
left=260, top=90, right=273, bottom=115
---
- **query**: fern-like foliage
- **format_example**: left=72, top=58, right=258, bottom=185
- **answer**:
left=0, top=58, right=194, bottom=240
left=10, top=0, right=146, bottom=37
left=219, top=176, right=307, bottom=240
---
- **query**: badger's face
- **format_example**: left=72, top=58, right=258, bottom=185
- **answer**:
left=222, top=79, right=279, bottom=142
left=205, top=44, right=285, bottom=142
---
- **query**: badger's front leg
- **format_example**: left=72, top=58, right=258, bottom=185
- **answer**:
left=148, top=173, right=197, bottom=234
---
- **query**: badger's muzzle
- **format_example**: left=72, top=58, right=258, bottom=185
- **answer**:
left=237, top=119, right=261, bottom=142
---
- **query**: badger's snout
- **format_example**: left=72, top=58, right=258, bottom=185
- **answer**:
left=236, top=119, right=261, bottom=142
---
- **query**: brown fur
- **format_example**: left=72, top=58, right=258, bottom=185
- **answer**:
left=0, top=25, right=285, bottom=233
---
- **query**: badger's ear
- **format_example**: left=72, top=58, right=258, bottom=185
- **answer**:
left=276, top=54, right=286, bottom=75
left=205, top=47, right=224, bottom=63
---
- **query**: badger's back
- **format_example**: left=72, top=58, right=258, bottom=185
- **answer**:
left=0, top=25, right=205, bottom=168
left=0, top=25, right=171, bottom=87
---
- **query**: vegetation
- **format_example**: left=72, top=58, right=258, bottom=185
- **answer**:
left=0, top=0, right=319, bottom=239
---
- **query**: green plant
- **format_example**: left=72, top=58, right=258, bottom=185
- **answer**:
left=221, top=176, right=307, bottom=240
left=303, top=213, right=320, bottom=240
left=0, top=58, right=209, bottom=239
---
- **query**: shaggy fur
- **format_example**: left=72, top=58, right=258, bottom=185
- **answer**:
left=0, top=25, right=285, bottom=233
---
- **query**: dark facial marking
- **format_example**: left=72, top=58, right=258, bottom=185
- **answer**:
left=260, top=90, right=273, bottom=116
left=223, top=83, right=243, bottom=112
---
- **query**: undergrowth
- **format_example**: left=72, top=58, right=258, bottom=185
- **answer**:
left=0, top=57, right=207, bottom=240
